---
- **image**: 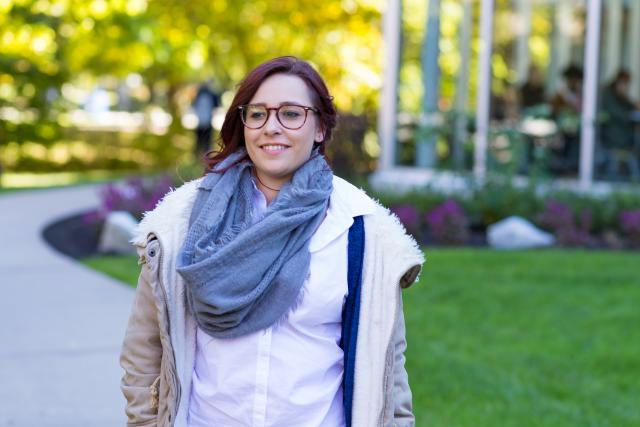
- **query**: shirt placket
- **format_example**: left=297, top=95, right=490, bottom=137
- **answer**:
left=252, top=326, right=272, bottom=427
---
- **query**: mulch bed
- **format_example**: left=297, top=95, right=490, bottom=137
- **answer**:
left=42, top=211, right=102, bottom=259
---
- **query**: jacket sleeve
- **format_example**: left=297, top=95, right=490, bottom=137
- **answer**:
left=393, top=295, right=415, bottom=426
left=120, top=243, right=162, bottom=427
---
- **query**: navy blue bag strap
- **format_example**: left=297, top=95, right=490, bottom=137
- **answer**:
left=341, top=215, right=365, bottom=427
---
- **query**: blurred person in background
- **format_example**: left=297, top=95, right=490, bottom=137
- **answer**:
left=516, top=66, right=550, bottom=172
left=551, top=64, right=583, bottom=174
left=600, top=70, right=639, bottom=151
left=519, top=66, right=547, bottom=111
left=192, top=81, right=221, bottom=159
left=120, top=56, right=424, bottom=427
left=599, top=70, right=640, bottom=179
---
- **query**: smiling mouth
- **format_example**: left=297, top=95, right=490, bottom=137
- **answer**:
left=260, top=144, right=290, bottom=153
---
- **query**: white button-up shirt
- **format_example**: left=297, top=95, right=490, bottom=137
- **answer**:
left=188, top=179, right=359, bottom=427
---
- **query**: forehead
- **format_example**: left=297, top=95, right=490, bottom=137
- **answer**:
left=249, top=74, right=313, bottom=105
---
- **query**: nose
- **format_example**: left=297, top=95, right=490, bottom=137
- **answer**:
left=263, top=110, right=282, bottom=134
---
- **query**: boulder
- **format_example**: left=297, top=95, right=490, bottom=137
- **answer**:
left=487, top=216, right=555, bottom=250
left=97, top=211, right=139, bottom=255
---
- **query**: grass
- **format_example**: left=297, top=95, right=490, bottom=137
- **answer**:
left=81, top=254, right=139, bottom=286
left=407, top=249, right=640, bottom=427
left=82, top=249, right=640, bottom=426
left=0, top=170, right=158, bottom=194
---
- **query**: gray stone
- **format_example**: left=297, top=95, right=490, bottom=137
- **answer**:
left=98, top=210, right=139, bottom=254
left=487, top=216, right=555, bottom=250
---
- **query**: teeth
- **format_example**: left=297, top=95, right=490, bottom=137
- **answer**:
left=262, top=145, right=287, bottom=152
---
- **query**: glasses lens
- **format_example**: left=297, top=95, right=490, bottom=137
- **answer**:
left=277, top=105, right=306, bottom=129
left=242, top=105, right=268, bottom=128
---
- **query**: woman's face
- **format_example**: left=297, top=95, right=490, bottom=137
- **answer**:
left=243, top=73, right=324, bottom=188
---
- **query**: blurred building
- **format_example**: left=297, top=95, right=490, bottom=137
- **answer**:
left=375, top=0, right=640, bottom=191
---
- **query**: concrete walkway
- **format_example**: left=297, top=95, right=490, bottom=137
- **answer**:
left=0, top=185, right=134, bottom=426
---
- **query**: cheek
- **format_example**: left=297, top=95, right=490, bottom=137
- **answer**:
left=304, top=122, right=321, bottom=145
left=244, top=130, right=260, bottom=160
left=244, top=129, right=261, bottom=150
left=296, top=130, right=316, bottom=153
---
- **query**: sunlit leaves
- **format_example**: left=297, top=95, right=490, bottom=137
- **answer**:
left=0, top=0, right=388, bottom=152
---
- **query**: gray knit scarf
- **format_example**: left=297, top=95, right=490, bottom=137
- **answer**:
left=176, top=149, right=333, bottom=339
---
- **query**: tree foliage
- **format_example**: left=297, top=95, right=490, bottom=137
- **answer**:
left=0, top=0, right=387, bottom=172
left=0, top=0, right=384, bottom=120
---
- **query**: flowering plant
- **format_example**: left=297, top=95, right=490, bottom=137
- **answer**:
left=85, top=175, right=173, bottom=224
left=619, top=209, right=640, bottom=248
left=539, top=200, right=594, bottom=247
left=390, top=203, right=421, bottom=236
left=424, top=200, right=470, bottom=245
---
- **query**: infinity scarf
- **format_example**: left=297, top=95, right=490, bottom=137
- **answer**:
left=176, top=149, right=333, bottom=338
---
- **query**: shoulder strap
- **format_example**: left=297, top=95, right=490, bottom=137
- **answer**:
left=341, top=215, right=365, bottom=427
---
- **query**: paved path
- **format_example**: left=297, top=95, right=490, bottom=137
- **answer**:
left=0, top=185, right=134, bottom=427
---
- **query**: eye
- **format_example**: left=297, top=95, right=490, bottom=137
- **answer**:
left=248, top=109, right=266, bottom=119
left=280, top=108, right=303, bottom=118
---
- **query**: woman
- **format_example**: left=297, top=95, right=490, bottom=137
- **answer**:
left=120, top=56, right=424, bottom=427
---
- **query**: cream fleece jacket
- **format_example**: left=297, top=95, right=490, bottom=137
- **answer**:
left=121, top=175, right=425, bottom=427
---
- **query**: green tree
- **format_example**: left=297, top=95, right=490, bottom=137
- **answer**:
left=1, top=0, right=388, bottom=174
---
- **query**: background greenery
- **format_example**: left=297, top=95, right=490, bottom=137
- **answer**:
left=0, top=0, right=561, bottom=177
left=0, top=0, right=383, bottom=175
left=83, top=248, right=640, bottom=426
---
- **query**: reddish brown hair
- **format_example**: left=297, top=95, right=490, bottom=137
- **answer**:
left=204, top=56, right=337, bottom=171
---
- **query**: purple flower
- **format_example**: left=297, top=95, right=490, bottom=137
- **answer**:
left=620, top=209, right=640, bottom=248
left=86, top=175, right=174, bottom=224
left=620, top=210, right=640, bottom=231
left=539, top=200, right=593, bottom=247
left=391, top=204, right=420, bottom=230
left=424, top=200, right=469, bottom=245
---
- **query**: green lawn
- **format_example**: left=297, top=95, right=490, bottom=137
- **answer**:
left=407, top=249, right=639, bottom=427
left=82, top=254, right=140, bottom=286
left=0, top=170, right=150, bottom=194
left=83, top=249, right=640, bottom=426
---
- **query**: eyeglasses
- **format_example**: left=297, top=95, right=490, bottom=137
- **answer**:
left=238, top=104, right=318, bottom=130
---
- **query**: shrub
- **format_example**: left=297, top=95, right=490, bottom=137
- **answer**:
left=86, top=175, right=173, bottom=223
left=464, top=177, right=541, bottom=227
left=539, top=200, right=594, bottom=247
left=424, top=200, right=470, bottom=245
left=373, top=175, right=640, bottom=249
left=390, top=203, right=421, bottom=238
left=374, top=187, right=448, bottom=215
left=620, top=209, right=640, bottom=248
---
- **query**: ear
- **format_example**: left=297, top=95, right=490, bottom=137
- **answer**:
left=314, top=125, right=325, bottom=144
